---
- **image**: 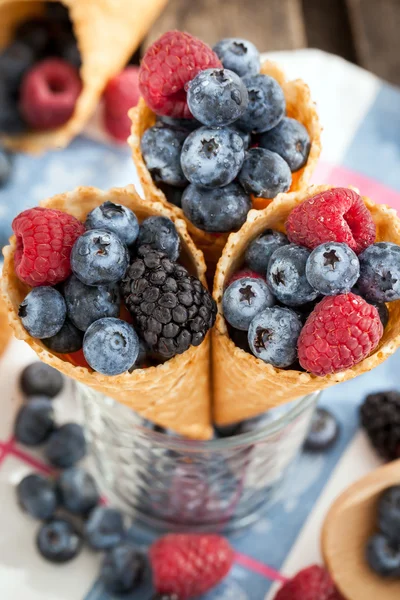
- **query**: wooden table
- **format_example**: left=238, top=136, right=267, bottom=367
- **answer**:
left=139, top=0, right=400, bottom=86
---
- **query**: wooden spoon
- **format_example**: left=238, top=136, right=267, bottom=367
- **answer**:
left=322, top=459, right=400, bottom=600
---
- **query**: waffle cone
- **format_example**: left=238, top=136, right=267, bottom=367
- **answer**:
left=0, top=0, right=167, bottom=153
left=129, top=59, right=321, bottom=272
left=0, top=281, right=12, bottom=356
left=2, top=185, right=214, bottom=440
left=212, top=185, right=400, bottom=425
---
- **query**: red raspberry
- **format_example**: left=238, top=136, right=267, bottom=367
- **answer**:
left=139, top=31, right=222, bottom=118
left=150, top=533, right=234, bottom=599
left=286, top=188, right=376, bottom=255
left=20, top=58, right=82, bottom=130
left=298, top=293, right=383, bottom=376
left=103, top=66, right=140, bottom=142
left=275, top=565, right=344, bottom=600
left=227, top=268, right=264, bottom=286
left=12, top=207, right=85, bottom=287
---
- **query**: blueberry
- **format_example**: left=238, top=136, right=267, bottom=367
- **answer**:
left=259, top=117, right=311, bottom=172
left=46, top=3, right=72, bottom=24
left=230, top=126, right=251, bottom=150
left=58, top=467, right=99, bottom=515
left=378, top=486, right=400, bottom=544
left=245, top=229, right=289, bottom=274
left=83, top=318, right=139, bottom=376
left=42, top=319, right=83, bottom=354
left=20, top=362, right=64, bottom=398
left=129, top=338, right=148, bottom=372
left=157, top=183, right=185, bottom=208
left=213, top=38, right=260, bottom=77
left=358, top=243, right=400, bottom=302
left=248, top=306, right=302, bottom=367
left=306, top=242, right=360, bottom=296
left=304, top=408, right=339, bottom=451
left=371, top=301, right=389, bottom=328
left=237, top=74, right=285, bottom=134
left=0, top=147, right=13, bottom=188
left=17, top=474, right=58, bottom=519
left=0, top=40, right=35, bottom=91
left=64, top=275, right=121, bottom=332
left=228, top=326, right=251, bottom=352
left=214, top=422, right=242, bottom=438
left=156, top=115, right=200, bottom=132
left=14, top=397, right=54, bottom=446
left=71, top=230, right=129, bottom=286
left=267, top=244, right=319, bottom=306
left=36, top=518, right=82, bottom=563
left=85, top=201, right=139, bottom=247
left=141, top=126, right=187, bottom=187
left=0, top=84, right=26, bottom=134
left=18, top=287, right=66, bottom=339
left=60, top=34, right=81, bottom=69
left=366, top=534, right=400, bottom=577
left=186, top=68, right=248, bottom=127
left=239, top=148, right=292, bottom=198
left=222, top=277, right=275, bottom=331
left=100, top=543, right=146, bottom=593
left=14, top=17, right=53, bottom=58
left=85, top=506, right=125, bottom=550
left=181, top=126, right=245, bottom=188
left=182, top=183, right=251, bottom=233
left=136, top=216, right=181, bottom=261
left=45, top=423, right=86, bottom=468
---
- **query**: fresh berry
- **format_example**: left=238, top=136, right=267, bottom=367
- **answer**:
left=378, top=486, right=400, bottom=544
left=139, top=31, right=222, bottom=118
left=45, top=423, right=87, bottom=468
left=304, top=408, right=339, bottom=451
left=286, top=188, right=376, bottom=255
left=0, top=84, right=26, bottom=134
left=259, top=117, right=311, bottom=172
left=150, top=533, right=234, bottom=599
left=214, top=422, right=242, bottom=438
left=157, top=183, right=185, bottom=208
left=237, top=74, right=285, bottom=133
left=222, top=277, right=275, bottom=331
left=227, top=326, right=251, bottom=353
left=100, top=543, right=147, bottom=594
left=12, top=207, right=85, bottom=287
left=213, top=38, right=260, bottom=77
left=14, top=17, right=54, bottom=59
left=20, top=362, right=63, bottom=398
left=58, top=467, right=100, bottom=515
left=366, top=534, right=400, bottom=577
left=129, top=338, right=148, bottom=372
left=17, top=474, right=58, bottom=520
left=60, top=34, right=81, bottom=69
left=37, top=518, right=82, bottom=563
left=306, top=242, right=360, bottom=296
left=274, top=565, right=342, bottom=600
left=85, top=506, right=125, bottom=550
left=245, top=229, right=289, bottom=275
left=267, top=245, right=319, bottom=306
left=298, top=293, right=383, bottom=376
left=18, top=287, right=66, bottom=339
left=357, top=242, right=400, bottom=302
left=103, top=66, right=140, bottom=141
left=141, top=126, right=187, bottom=187
left=181, top=126, right=245, bottom=188
left=20, top=58, right=82, bottom=130
left=85, top=201, right=139, bottom=247
left=71, top=229, right=129, bottom=286
left=121, top=246, right=216, bottom=359
left=83, top=318, right=139, bottom=375
left=0, top=40, right=35, bottom=91
left=0, top=147, right=13, bottom=188
left=227, top=268, right=264, bottom=286
left=360, top=391, right=400, bottom=460
left=181, top=183, right=251, bottom=233
left=239, top=148, right=292, bottom=198
left=248, top=306, right=302, bottom=368
left=156, top=115, right=200, bottom=131
left=64, top=275, right=121, bottom=331
left=136, top=216, right=181, bottom=261
left=14, top=397, right=54, bottom=446
left=42, top=318, right=83, bottom=354
left=186, top=68, right=248, bottom=126
left=370, top=301, right=389, bottom=328
left=231, top=125, right=251, bottom=150
left=46, top=3, right=72, bottom=24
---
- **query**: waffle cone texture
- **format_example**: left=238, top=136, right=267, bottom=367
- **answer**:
left=129, top=60, right=322, bottom=270
left=0, top=0, right=167, bottom=153
left=2, top=185, right=214, bottom=440
left=212, top=185, right=400, bottom=426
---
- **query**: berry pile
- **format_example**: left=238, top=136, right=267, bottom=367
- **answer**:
left=222, top=187, right=399, bottom=376
left=13, top=201, right=216, bottom=375
left=360, top=391, right=400, bottom=460
left=139, top=32, right=311, bottom=233
left=274, top=565, right=343, bottom=599
left=365, top=486, right=400, bottom=578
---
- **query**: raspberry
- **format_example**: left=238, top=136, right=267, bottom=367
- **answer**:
left=103, top=66, right=140, bottom=142
left=286, top=188, right=376, bottom=255
left=12, top=207, right=85, bottom=287
left=139, top=31, right=222, bottom=118
left=275, top=565, right=344, bottom=600
left=20, top=58, right=82, bottom=130
left=298, top=293, right=383, bottom=376
left=150, top=533, right=234, bottom=599
left=227, top=268, right=264, bottom=286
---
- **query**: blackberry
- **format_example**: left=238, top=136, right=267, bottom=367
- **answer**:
left=360, top=391, right=400, bottom=460
left=121, top=246, right=216, bottom=360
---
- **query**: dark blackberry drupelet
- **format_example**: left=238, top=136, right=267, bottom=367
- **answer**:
left=121, top=246, right=216, bottom=360
left=360, top=391, right=400, bottom=460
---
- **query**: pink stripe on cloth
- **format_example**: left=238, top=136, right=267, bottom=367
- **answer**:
left=235, top=551, right=288, bottom=583
left=9, top=441, right=55, bottom=475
